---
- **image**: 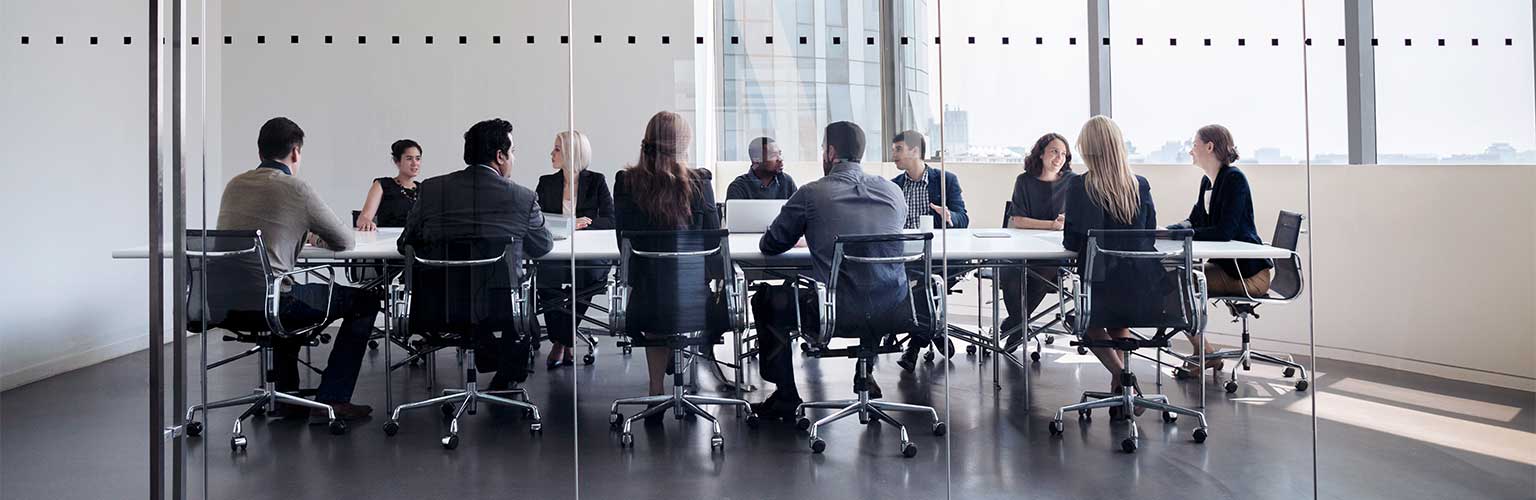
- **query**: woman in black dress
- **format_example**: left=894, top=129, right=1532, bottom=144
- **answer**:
left=535, top=130, right=614, bottom=368
left=999, top=132, right=1079, bottom=348
left=355, top=139, right=421, bottom=230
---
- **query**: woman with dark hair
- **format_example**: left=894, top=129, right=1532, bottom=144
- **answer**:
left=998, top=132, right=1079, bottom=348
left=1168, top=124, right=1272, bottom=379
left=535, top=130, right=613, bottom=369
left=356, top=139, right=422, bottom=230
left=612, top=111, right=720, bottom=408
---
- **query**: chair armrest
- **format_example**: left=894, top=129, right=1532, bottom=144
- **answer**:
left=607, top=274, right=629, bottom=336
left=266, top=266, right=336, bottom=337
left=727, top=264, right=749, bottom=333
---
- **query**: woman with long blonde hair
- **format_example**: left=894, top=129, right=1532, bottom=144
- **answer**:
left=1061, top=115, right=1159, bottom=417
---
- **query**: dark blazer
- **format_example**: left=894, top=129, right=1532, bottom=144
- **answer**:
left=612, top=168, right=721, bottom=234
left=397, top=165, right=554, bottom=326
left=1063, top=174, right=1164, bottom=327
left=534, top=169, right=615, bottom=230
left=1170, top=165, right=1273, bottom=279
left=1063, top=174, right=1158, bottom=261
left=891, top=166, right=970, bottom=228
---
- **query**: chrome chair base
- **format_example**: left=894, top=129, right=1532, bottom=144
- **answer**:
left=183, top=347, right=343, bottom=452
left=608, top=349, right=756, bottom=449
left=382, top=349, right=542, bottom=450
left=793, top=359, right=946, bottom=458
left=1050, top=356, right=1210, bottom=453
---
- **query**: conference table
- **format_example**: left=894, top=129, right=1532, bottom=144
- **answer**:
left=114, top=227, right=1291, bottom=397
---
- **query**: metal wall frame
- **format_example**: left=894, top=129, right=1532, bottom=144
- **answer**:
left=1087, top=0, right=1112, bottom=117
left=1345, top=0, right=1378, bottom=165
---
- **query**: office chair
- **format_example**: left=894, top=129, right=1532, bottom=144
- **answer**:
left=180, top=230, right=347, bottom=452
left=607, top=229, right=757, bottom=449
left=794, top=233, right=948, bottom=458
left=382, top=242, right=542, bottom=450
left=1186, top=210, right=1310, bottom=393
left=1048, top=229, right=1210, bottom=453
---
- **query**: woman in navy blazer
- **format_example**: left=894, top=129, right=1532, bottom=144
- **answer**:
left=1167, top=124, right=1273, bottom=379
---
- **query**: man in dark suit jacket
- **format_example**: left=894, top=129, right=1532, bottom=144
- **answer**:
left=398, top=118, right=554, bottom=389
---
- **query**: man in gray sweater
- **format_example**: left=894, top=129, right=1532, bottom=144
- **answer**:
left=216, top=117, right=377, bottom=421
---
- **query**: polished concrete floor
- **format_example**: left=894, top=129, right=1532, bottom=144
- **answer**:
left=3, top=320, right=1533, bottom=500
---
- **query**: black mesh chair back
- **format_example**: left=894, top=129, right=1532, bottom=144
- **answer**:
left=614, top=229, right=739, bottom=339
left=1268, top=211, right=1305, bottom=300
left=814, top=233, right=936, bottom=347
left=1080, top=229, right=1201, bottom=335
left=185, top=229, right=275, bottom=334
left=403, top=240, right=531, bottom=341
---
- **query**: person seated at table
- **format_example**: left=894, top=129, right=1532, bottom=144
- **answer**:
left=612, top=111, right=719, bottom=418
left=355, top=139, right=422, bottom=230
left=891, top=130, right=968, bottom=229
left=753, top=121, right=908, bottom=419
left=1062, top=115, right=1159, bottom=417
left=890, top=130, right=968, bottom=369
left=217, top=117, right=377, bottom=421
left=726, top=136, right=797, bottom=200
left=1166, top=124, right=1273, bottom=379
left=999, top=132, right=1079, bottom=349
left=534, top=130, right=613, bottom=369
left=397, top=118, right=554, bottom=390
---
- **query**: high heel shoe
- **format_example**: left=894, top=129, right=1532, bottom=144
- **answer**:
left=1172, top=357, right=1224, bottom=380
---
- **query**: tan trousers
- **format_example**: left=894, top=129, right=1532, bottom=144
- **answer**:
left=1204, top=262, right=1272, bottom=297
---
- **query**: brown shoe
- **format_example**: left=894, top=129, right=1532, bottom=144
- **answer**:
left=310, top=402, right=373, bottom=423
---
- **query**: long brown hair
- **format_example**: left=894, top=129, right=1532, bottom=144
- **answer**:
left=625, top=111, right=696, bottom=227
left=1076, top=116, right=1140, bottom=225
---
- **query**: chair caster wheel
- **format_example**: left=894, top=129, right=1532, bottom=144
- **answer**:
left=622, top=346, right=633, bottom=356
left=796, top=417, right=811, bottom=431
left=1295, top=379, right=1309, bottom=392
left=1162, top=411, right=1177, bottom=423
left=932, top=422, right=947, bottom=436
left=328, top=419, right=347, bottom=435
left=441, top=435, right=459, bottom=450
left=251, top=405, right=268, bottom=418
left=230, top=436, right=248, bottom=452
left=711, top=434, right=724, bottom=448
left=186, top=421, right=203, bottom=437
left=1048, top=419, right=1064, bottom=436
left=1121, top=438, right=1138, bottom=453
left=1078, top=410, right=1091, bottom=422
left=901, top=442, right=918, bottom=458
left=1193, top=427, right=1209, bottom=443
left=746, top=415, right=760, bottom=429
left=619, top=432, right=634, bottom=447
left=368, top=340, right=379, bottom=350
left=610, top=412, right=623, bottom=429
left=523, top=408, right=535, bottom=419
left=1030, top=351, right=1041, bottom=362
left=1224, top=381, right=1239, bottom=394
left=965, top=345, right=977, bottom=355
left=319, top=334, right=332, bottom=344
left=441, top=403, right=456, bottom=418
left=583, top=354, right=595, bottom=365
left=1044, top=336, right=1055, bottom=345
left=923, top=351, right=935, bottom=362
left=799, top=343, right=810, bottom=354
left=1282, top=367, right=1296, bottom=378
left=809, top=437, right=826, bottom=453
left=383, top=421, right=399, bottom=436
left=530, top=421, right=543, bottom=433
left=1076, top=346, right=1088, bottom=355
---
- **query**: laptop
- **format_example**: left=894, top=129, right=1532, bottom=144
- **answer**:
left=543, top=213, right=573, bottom=240
left=724, top=199, right=788, bottom=233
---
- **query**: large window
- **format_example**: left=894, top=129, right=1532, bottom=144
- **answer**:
left=1111, top=0, right=1315, bottom=164
left=931, top=0, right=1088, bottom=162
left=1374, top=0, right=1536, bottom=164
left=720, top=0, right=884, bottom=162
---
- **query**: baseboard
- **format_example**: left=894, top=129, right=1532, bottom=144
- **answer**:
left=1, top=334, right=151, bottom=392
left=1199, top=329, right=1536, bottom=393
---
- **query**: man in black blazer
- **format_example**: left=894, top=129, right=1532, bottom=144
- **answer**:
left=398, top=118, right=554, bottom=389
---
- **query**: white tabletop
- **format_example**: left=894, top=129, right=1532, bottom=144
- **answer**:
left=112, top=228, right=1291, bottom=262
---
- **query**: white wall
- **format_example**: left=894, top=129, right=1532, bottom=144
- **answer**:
left=0, top=0, right=220, bottom=390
